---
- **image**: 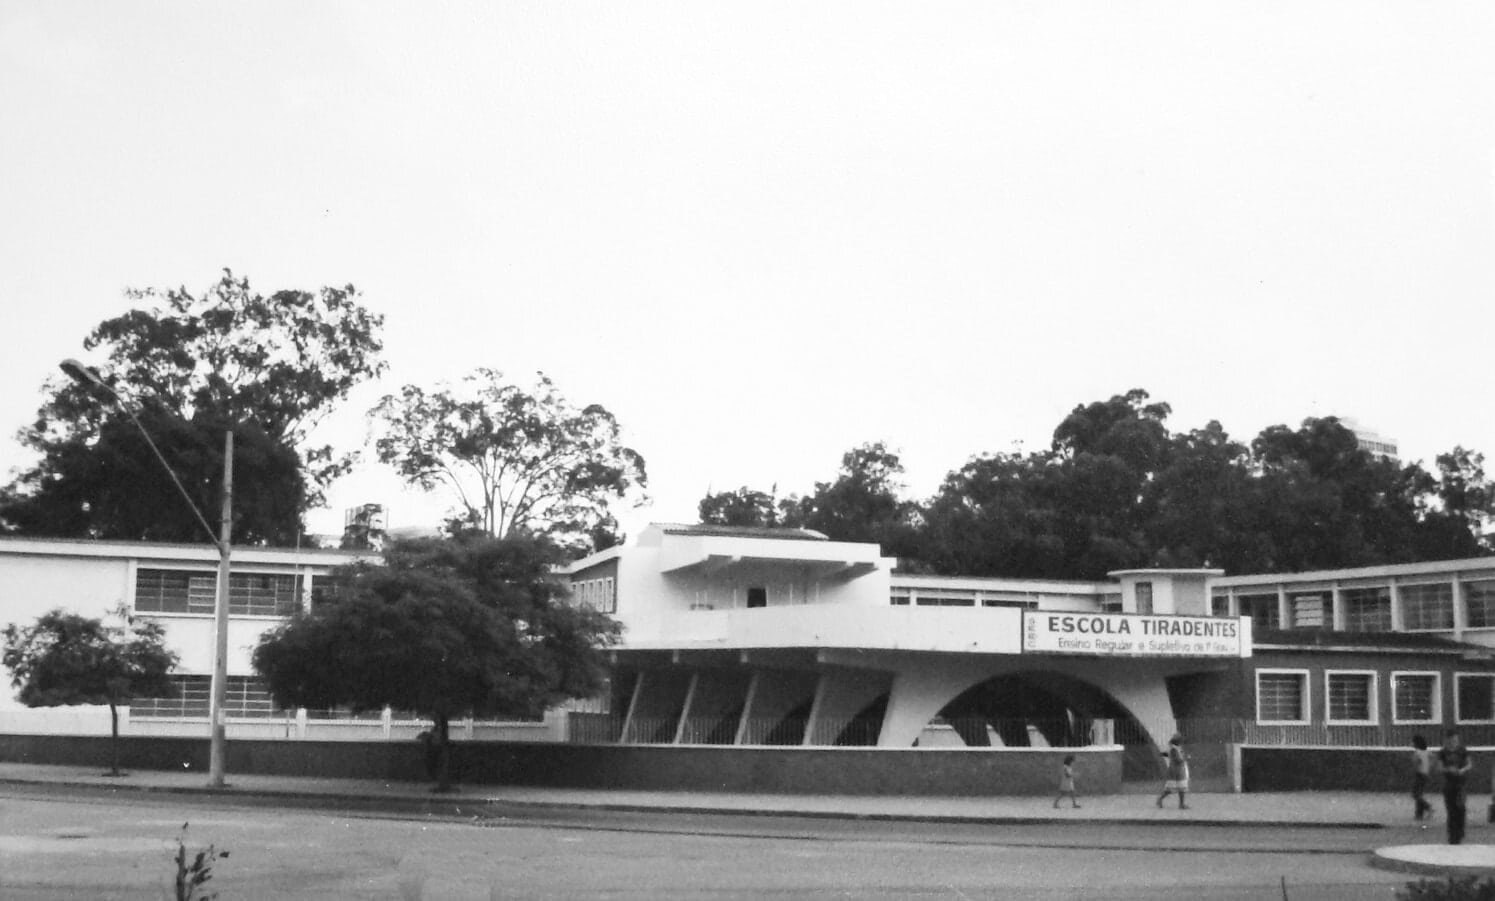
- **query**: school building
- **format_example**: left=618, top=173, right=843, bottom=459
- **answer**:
left=3, top=526, right=1495, bottom=792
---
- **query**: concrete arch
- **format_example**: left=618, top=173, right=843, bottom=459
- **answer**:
left=878, top=659, right=1176, bottom=752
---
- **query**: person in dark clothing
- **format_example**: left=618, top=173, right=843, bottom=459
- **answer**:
left=1437, top=728, right=1473, bottom=844
left=417, top=730, right=439, bottom=781
left=1411, top=734, right=1434, bottom=821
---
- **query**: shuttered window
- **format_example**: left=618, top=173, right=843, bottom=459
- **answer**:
left=1326, top=671, right=1376, bottom=724
left=1256, top=670, right=1308, bottom=724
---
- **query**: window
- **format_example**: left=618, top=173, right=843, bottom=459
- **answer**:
left=1239, top=593, right=1280, bottom=630
left=1392, top=672, right=1441, bottom=724
left=1290, top=592, right=1331, bottom=629
left=1325, top=671, right=1377, bottom=724
left=1135, top=582, right=1153, bottom=615
left=746, top=587, right=767, bottom=608
left=570, top=577, right=617, bottom=614
left=134, top=569, right=216, bottom=614
left=889, top=591, right=910, bottom=606
left=1341, top=587, right=1391, bottom=632
left=135, top=569, right=303, bottom=616
left=916, top=596, right=975, bottom=607
left=131, top=674, right=210, bottom=717
left=1465, top=580, right=1495, bottom=629
left=1256, top=670, right=1309, bottom=724
left=1211, top=593, right=1230, bottom=617
left=1401, top=582, right=1454, bottom=631
left=1457, top=674, right=1495, bottom=724
left=310, top=573, right=353, bottom=610
left=130, top=675, right=280, bottom=719
left=229, top=573, right=304, bottom=616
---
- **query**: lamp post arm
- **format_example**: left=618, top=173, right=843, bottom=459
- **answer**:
left=59, top=359, right=222, bottom=549
left=121, top=403, right=224, bottom=549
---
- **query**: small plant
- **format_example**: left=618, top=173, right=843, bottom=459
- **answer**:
left=172, top=822, right=228, bottom=901
left=1398, top=876, right=1495, bottom=901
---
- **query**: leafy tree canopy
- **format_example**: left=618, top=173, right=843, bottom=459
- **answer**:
left=371, top=369, right=646, bottom=555
left=0, top=271, right=385, bottom=544
left=252, top=534, right=619, bottom=788
left=739, top=392, right=1493, bottom=581
left=780, top=442, right=921, bottom=556
left=698, top=486, right=784, bottom=528
left=2, top=607, right=177, bottom=775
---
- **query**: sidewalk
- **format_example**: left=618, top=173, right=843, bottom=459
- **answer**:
left=0, top=760, right=1425, bottom=828
left=7, top=762, right=1493, bottom=877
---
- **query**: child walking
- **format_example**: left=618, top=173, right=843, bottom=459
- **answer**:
left=1410, top=734, right=1434, bottom=822
left=1054, top=754, right=1081, bottom=809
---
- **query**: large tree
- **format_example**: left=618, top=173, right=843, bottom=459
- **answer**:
left=915, top=393, right=1493, bottom=579
left=2, top=607, right=177, bottom=776
left=0, top=270, right=385, bottom=544
left=371, top=369, right=646, bottom=553
left=780, top=442, right=921, bottom=557
left=252, top=534, right=619, bottom=790
left=698, top=486, right=783, bottom=528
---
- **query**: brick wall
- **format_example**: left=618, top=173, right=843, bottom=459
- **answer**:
left=0, top=734, right=1122, bottom=796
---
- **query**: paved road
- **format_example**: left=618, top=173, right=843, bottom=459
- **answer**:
left=0, top=787, right=1426, bottom=900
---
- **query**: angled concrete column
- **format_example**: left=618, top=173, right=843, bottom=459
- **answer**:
left=621, top=669, right=693, bottom=744
left=1094, top=668, right=1176, bottom=751
left=804, top=669, right=892, bottom=746
left=877, top=659, right=1007, bottom=747
left=676, top=670, right=752, bottom=744
left=671, top=673, right=700, bottom=744
left=737, top=670, right=819, bottom=745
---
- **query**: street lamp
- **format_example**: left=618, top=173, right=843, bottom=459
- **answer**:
left=60, top=359, right=234, bottom=788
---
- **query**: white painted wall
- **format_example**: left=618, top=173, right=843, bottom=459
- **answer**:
left=0, top=554, right=131, bottom=712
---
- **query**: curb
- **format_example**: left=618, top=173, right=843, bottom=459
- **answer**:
left=1370, top=845, right=1495, bottom=877
left=0, top=776, right=1386, bottom=831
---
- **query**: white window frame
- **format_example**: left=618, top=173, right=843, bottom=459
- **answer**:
left=1390, top=671, right=1441, bottom=725
left=1455, top=673, right=1495, bottom=725
left=1255, top=668, right=1311, bottom=725
left=1400, top=581, right=1455, bottom=632
left=1464, top=579, right=1495, bottom=630
left=1324, top=670, right=1378, bottom=726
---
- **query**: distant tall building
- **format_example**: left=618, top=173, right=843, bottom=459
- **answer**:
left=1337, top=417, right=1399, bottom=462
left=341, top=503, right=388, bottom=550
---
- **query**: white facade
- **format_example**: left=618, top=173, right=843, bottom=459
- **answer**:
left=565, top=525, right=1247, bottom=751
left=0, top=537, right=562, bottom=742
left=1211, top=557, right=1495, bottom=646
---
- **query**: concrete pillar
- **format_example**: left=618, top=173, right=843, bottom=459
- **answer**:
left=675, top=670, right=752, bottom=744
left=877, top=659, right=1002, bottom=748
left=804, top=670, right=892, bottom=746
left=671, top=673, right=700, bottom=744
left=1453, top=576, right=1467, bottom=641
left=1099, top=669, right=1177, bottom=751
left=732, top=674, right=760, bottom=746
left=737, top=670, right=819, bottom=745
left=622, top=670, right=693, bottom=744
left=618, top=671, right=646, bottom=744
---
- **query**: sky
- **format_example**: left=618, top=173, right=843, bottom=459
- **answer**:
left=2, top=2, right=1494, bottom=542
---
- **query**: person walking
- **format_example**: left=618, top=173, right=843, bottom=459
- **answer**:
left=1410, top=734, right=1435, bottom=822
left=1054, top=754, right=1081, bottom=809
left=1437, top=728, right=1473, bottom=845
left=1156, top=735, right=1190, bottom=810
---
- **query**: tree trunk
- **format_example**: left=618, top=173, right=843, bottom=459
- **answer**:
left=434, top=713, right=452, bottom=793
left=108, top=702, right=121, bottom=777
